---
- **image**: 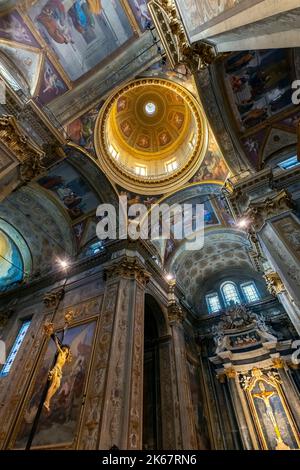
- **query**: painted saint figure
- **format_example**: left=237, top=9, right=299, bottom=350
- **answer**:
left=43, top=336, right=72, bottom=412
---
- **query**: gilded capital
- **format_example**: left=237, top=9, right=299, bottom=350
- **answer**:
left=272, top=357, right=285, bottom=369
left=0, top=115, right=44, bottom=167
left=105, top=256, right=151, bottom=286
left=224, top=367, right=237, bottom=379
left=264, top=271, right=285, bottom=296
left=168, top=301, right=185, bottom=324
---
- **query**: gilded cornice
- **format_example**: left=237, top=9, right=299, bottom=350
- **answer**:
left=263, top=272, right=286, bottom=296
left=0, top=114, right=45, bottom=181
left=105, top=255, right=151, bottom=286
left=148, top=0, right=216, bottom=71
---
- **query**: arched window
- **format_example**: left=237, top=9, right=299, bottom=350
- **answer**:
left=206, top=293, right=222, bottom=314
left=0, top=320, right=31, bottom=377
left=221, top=282, right=241, bottom=307
left=241, top=282, right=260, bottom=303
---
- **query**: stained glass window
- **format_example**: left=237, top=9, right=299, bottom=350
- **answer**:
left=241, top=282, right=260, bottom=303
left=206, top=293, right=222, bottom=314
left=0, top=320, right=31, bottom=377
left=222, top=282, right=241, bottom=307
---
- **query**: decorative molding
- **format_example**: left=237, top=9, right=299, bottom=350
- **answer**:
left=264, top=271, right=286, bottom=296
left=0, top=114, right=45, bottom=181
left=148, top=0, right=216, bottom=71
left=43, top=287, right=65, bottom=308
left=105, top=256, right=151, bottom=286
left=272, top=357, right=285, bottom=369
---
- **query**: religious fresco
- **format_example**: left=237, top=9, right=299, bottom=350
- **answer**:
left=176, top=0, right=246, bottom=39
left=128, top=0, right=151, bottom=30
left=0, top=229, right=23, bottom=291
left=0, top=10, right=39, bottom=47
left=224, top=49, right=294, bottom=131
left=66, top=102, right=104, bottom=156
left=14, top=321, right=96, bottom=449
left=190, top=149, right=229, bottom=183
left=38, top=161, right=100, bottom=220
left=38, top=57, right=68, bottom=105
left=28, top=0, right=133, bottom=81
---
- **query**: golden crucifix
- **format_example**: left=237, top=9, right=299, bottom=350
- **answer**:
left=43, top=311, right=73, bottom=412
left=253, top=381, right=290, bottom=450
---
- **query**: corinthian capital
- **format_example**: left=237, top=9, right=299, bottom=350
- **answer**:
left=245, top=190, right=294, bottom=231
left=105, top=256, right=151, bottom=286
left=168, top=301, right=185, bottom=324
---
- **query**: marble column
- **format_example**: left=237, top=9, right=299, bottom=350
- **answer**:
left=221, top=369, right=259, bottom=450
left=79, top=252, right=150, bottom=450
left=168, top=301, right=198, bottom=449
left=245, top=191, right=300, bottom=335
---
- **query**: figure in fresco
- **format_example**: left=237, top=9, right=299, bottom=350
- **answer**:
left=43, top=336, right=72, bottom=412
left=42, top=61, right=66, bottom=95
left=37, top=0, right=74, bottom=44
left=130, top=0, right=151, bottom=29
left=0, top=13, right=34, bottom=43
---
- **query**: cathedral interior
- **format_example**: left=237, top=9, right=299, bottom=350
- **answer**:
left=0, top=0, right=300, bottom=451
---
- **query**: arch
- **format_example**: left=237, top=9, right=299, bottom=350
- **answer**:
left=221, top=281, right=241, bottom=307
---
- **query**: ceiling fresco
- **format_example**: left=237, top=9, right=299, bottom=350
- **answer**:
left=0, top=0, right=152, bottom=109
left=38, top=160, right=100, bottom=221
left=175, top=0, right=249, bottom=41
left=27, top=0, right=134, bottom=81
left=128, top=0, right=151, bottom=30
left=218, top=48, right=300, bottom=169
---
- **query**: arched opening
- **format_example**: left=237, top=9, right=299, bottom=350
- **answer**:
left=143, top=295, right=164, bottom=450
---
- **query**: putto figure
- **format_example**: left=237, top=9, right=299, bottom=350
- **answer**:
left=43, top=336, right=72, bottom=412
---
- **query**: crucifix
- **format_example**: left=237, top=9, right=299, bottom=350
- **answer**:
left=253, top=381, right=290, bottom=450
left=43, top=332, right=72, bottom=412
left=25, top=309, right=73, bottom=450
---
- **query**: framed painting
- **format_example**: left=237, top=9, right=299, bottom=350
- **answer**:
left=14, top=320, right=97, bottom=449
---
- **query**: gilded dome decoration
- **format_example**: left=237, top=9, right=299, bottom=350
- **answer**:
left=95, top=78, right=208, bottom=194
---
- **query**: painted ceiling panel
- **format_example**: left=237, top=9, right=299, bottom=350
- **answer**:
left=28, top=0, right=134, bottom=81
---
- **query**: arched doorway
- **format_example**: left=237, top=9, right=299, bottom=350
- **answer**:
left=143, top=295, right=164, bottom=450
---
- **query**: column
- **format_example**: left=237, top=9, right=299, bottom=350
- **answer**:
left=245, top=190, right=300, bottom=334
left=79, top=252, right=150, bottom=450
left=168, top=301, right=198, bottom=449
left=220, top=369, right=259, bottom=450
